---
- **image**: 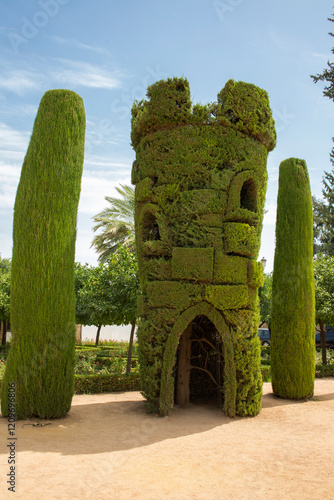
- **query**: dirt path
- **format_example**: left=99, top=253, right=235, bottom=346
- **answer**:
left=1, top=379, right=333, bottom=500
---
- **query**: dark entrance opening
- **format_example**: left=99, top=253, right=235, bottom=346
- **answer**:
left=240, top=178, right=257, bottom=212
left=174, top=315, right=224, bottom=407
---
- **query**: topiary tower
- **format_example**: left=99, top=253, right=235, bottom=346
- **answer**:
left=131, top=77, right=276, bottom=417
left=1, top=89, right=85, bottom=419
left=271, top=158, right=315, bottom=399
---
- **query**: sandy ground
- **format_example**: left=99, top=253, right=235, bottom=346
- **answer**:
left=0, top=379, right=333, bottom=500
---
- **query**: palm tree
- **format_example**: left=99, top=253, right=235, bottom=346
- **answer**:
left=91, top=184, right=137, bottom=371
left=91, top=184, right=135, bottom=262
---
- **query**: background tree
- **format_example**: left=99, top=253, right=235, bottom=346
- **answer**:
left=312, top=172, right=334, bottom=256
left=314, top=254, right=334, bottom=364
left=0, top=271, right=10, bottom=345
left=311, top=12, right=334, bottom=104
left=1, top=89, right=85, bottom=420
left=91, top=184, right=135, bottom=262
left=0, top=255, right=11, bottom=275
left=271, top=158, right=315, bottom=400
left=258, top=272, right=272, bottom=328
left=75, top=247, right=140, bottom=371
left=311, top=12, right=334, bottom=255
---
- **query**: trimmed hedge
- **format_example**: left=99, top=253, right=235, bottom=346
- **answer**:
left=315, top=364, right=334, bottom=378
left=1, top=365, right=332, bottom=400
left=74, top=373, right=141, bottom=394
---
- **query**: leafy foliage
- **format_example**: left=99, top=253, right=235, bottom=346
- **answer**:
left=91, top=184, right=135, bottom=262
left=313, top=171, right=334, bottom=256
left=258, top=272, right=272, bottom=327
left=75, top=246, right=140, bottom=329
left=311, top=13, right=334, bottom=101
left=314, top=254, right=334, bottom=324
left=0, top=255, right=11, bottom=275
left=0, top=272, right=10, bottom=323
left=311, top=12, right=334, bottom=256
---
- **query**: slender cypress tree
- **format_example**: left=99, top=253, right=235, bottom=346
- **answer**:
left=1, top=90, right=85, bottom=419
left=271, top=158, right=315, bottom=399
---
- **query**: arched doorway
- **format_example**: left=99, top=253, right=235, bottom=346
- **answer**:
left=175, top=315, right=224, bottom=407
left=159, top=301, right=236, bottom=417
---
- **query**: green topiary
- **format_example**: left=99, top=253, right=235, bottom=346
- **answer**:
left=271, top=158, right=315, bottom=399
left=132, top=77, right=276, bottom=417
left=1, top=89, right=85, bottom=419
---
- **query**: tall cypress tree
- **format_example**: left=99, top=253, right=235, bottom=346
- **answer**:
left=1, top=90, right=85, bottom=419
left=271, top=158, right=315, bottom=399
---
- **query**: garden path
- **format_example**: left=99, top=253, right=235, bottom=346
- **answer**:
left=0, top=379, right=333, bottom=499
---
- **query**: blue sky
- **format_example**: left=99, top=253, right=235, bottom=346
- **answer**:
left=0, top=0, right=333, bottom=272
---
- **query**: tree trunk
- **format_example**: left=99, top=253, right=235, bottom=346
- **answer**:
left=319, top=319, right=327, bottom=365
left=1, top=321, right=7, bottom=345
left=126, top=319, right=136, bottom=374
left=176, top=323, right=192, bottom=405
left=95, top=324, right=102, bottom=347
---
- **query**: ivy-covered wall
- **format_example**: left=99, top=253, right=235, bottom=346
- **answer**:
left=131, top=77, right=276, bottom=417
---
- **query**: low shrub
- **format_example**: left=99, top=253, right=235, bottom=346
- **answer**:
left=315, top=364, right=334, bottom=378
left=261, top=364, right=271, bottom=382
left=74, top=372, right=141, bottom=394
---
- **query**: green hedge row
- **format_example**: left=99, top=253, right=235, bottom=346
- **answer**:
left=75, top=346, right=139, bottom=356
left=0, top=365, right=332, bottom=402
left=315, top=364, right=334, bottom=378
left=74, top=373, right=141, bottom=394
left=260, top=364, right=334, bottom=381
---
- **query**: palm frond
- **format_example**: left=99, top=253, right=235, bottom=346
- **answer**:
left=91, top=184, right=135, bottom=260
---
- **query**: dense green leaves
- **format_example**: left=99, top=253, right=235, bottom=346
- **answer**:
left=75, top=246, right=140, bottom=329
left=0, top=255, right=11, bottom=275
left=314, top=254, right=334, bottom=364
left=258, top=273, right=272, bottom=327
left=313, top=170, right=334, bottom=256
left=314, top=254, right=334, bottom=325
left=311, top=13, right=334, bottom=101
left=311, top=12, right=334, bottom=255
left=0, top=272, right=10, bottom=324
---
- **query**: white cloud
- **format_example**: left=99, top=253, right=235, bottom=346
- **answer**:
left=0, top=70, right=41, bottom=94
left=52, top=37, right=111, bottom=55
left=78, top=170, right=131, bottom=215
left=50, top=59, right=121, bottom=90
left=84, top=156, right=131, bottom=171
left=0, top=57, right=123, bottom=96
left=312, top=52, right=330, bottom=62
left=0, top=161, right=21, bottom=210
left=263, top=202, right=277, bottom=226
left=0, top=122, right=30, bottom=152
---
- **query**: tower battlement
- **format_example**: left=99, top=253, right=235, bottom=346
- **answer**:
left=131, top=77, right=276, bottom=151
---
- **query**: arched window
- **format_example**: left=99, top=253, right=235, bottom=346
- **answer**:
left=240, top=178, right=257, bottom=212
left=142, top=212, right=161, bottom=241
